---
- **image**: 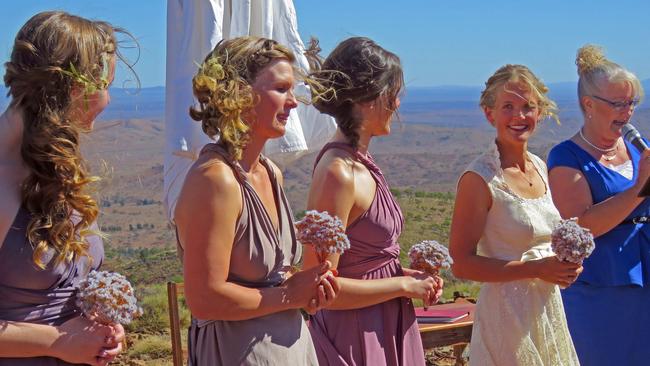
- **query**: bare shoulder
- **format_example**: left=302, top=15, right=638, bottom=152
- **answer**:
left=174, top=154, right=242, bottom=220
left=456, top=170, right=492, bottom=210
left=314, top=148, right=356, bottom=191
left=0, top=166, right=23, bottom=246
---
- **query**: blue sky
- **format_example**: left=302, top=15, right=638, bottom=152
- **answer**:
left=1, top=0, right=649, bottom=87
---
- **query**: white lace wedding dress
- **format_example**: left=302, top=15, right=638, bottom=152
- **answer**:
left=465, top=142, right=579, bottom=366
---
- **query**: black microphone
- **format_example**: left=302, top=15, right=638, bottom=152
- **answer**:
left=621, top=123, right=648, bottom=152
left=621, top=123, right=650, bottom=196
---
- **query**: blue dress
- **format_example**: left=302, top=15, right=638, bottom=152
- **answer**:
left=548, top=139, right=650, bottom=366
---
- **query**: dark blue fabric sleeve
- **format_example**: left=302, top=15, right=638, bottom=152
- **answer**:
left=547, top=141, right=581, bottom=171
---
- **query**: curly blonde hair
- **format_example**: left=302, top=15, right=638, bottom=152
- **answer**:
left=576, top=44, right=644, bottom=114
left=480, top=64, right=559, bottom=124
left=190, top=37, right=299, bottom=160
left=4, top=11, right=131, bottom=268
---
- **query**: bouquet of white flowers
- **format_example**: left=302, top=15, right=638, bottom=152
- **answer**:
left=295, top=210, right=350, bottom=269
left=551, top=218, right=595, bottom=264
left=76, top=270, right=143, bottom=325
left=408, top=240, right=453, bottom=275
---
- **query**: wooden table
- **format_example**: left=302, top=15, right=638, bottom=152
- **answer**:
left=418, top=300, right=475, bottom=366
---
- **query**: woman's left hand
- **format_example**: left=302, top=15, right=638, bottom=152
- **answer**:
left=403, top=268, right=444, bottom=306
left=304, top=271, right=340, bottom=314
left=97, top=323, right=125, bottom=364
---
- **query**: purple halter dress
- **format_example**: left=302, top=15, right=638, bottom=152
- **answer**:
left=0, top=208, right=103, bottom=365
left=308, top=142, right=426, bottom=366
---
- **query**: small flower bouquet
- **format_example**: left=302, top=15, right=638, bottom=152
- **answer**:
left=551, top=218, right=595, bottom=264
left=295, top=210, right=350, bottom=275
left=76, top=270, right=143, bottom=325
left=408, top=240, right=453, bottom=275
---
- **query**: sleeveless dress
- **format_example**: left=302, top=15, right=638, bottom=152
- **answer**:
left=186, top=143, right=318, bottom=366
left=465, top=141, right=579, bottom=366
left=308, top=142, right=426, bottom=366
left=0, top=208, right=103, bottom=365
left=548, top=139, right=650, bottom=366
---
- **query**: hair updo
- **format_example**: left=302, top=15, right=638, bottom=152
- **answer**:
left=575, top=44, right=644, bottom=114
left=309, top=37, right=404, bottom=147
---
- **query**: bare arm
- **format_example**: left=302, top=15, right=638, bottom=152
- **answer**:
left=176, top=161, right=327, bottom=321
left=304, top=155, right=437, bottom=310
left=548, top=149, right=650, bottom=237
left=0, top=317, right=122, bottom=365
left=449, top=172, right=580, bottom=286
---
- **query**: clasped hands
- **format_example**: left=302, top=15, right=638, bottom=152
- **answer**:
left=281, top=260, right=340, bottom=315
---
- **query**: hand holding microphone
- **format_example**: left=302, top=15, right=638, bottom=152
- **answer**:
left=621, top=124, right=650, bottom=196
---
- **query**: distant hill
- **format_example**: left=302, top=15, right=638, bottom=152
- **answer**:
left=3, top=79, right=650, bottom=123
left=0, top=85, right=165, bottom=119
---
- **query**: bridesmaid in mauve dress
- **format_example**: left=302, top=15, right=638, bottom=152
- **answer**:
left=174, top=36, right=338, bottom=366
left=303, top=37, right=444, bottom=366
left=0, top=11, right=128, bottom=365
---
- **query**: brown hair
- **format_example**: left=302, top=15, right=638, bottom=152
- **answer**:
left=310, top=37, right=404, bottom=147
left=4, top=11, right=133, bottom=268
left=189, top=37, right=296, bottom=160
left=480, top=64, right=559, bottom=123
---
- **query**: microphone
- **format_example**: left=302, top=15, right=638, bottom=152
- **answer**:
left=621, top=123, right=648, bottom=152
left=621, top=123, right=650, bottom=196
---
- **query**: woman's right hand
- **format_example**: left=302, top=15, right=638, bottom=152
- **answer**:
left=283, top=261, right=333, bottom=309
left=401, top=275, right=439, bottom=307
left=529, top=256, right=583, bottom=287
left=51, top=316, right=122, bottom=366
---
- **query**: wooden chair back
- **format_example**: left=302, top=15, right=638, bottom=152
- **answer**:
left=167, top=281, right=186, bottom=366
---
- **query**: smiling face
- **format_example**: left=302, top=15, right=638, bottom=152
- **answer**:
left=582, top=80, right=636, bottom=140
left=484, top=82, right=542, bottom=146
left=247, top=58, right=298, bottom=140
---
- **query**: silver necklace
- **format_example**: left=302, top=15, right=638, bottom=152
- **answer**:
left=579, top=128, right=618, bottom=161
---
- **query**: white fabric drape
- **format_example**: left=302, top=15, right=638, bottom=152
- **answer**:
left=164, top=0, right=336, bottom=221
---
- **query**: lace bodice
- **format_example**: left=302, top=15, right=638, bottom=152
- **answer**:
left=465, top=141, right=561, bottom=262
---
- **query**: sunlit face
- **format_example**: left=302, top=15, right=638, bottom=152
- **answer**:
left=583, top=81, right=636, bottom=140
left=247, top=59, right=298, bottom=139
left=360, top=94, right=401, bottom=137
left=68, top=54, right=116, bottom=130
left=484, top=82, right=542, bottom=145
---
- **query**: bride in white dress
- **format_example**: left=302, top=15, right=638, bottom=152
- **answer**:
left=449, top=65, right=582, bottom=366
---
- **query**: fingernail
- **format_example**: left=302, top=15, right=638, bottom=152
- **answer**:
left=99, top=350, right=108, bottom=358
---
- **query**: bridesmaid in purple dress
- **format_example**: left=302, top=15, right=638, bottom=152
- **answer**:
left=0, top=12, right=130, bottom=365
left=304, top=37, right=444, bottom=366
left=174, top=37, right=338, bottom=365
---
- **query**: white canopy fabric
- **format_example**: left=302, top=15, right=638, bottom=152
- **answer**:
left=164, top=0, right=336, bottom=222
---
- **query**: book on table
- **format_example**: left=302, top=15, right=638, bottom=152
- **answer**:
left=415, top=307, right=470, bottom=323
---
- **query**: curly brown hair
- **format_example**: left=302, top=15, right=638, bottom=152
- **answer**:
left=189, top=37, right=297, bottom=160
left=309, top=37, right=404, bottom=147
left=4, top=11, right=132, bottom=268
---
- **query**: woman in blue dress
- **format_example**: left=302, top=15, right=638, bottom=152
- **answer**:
left=547, top=44, right=650, bottom=365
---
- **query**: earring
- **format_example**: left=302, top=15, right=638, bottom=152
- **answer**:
left=588, top=114, right=592, bottom=119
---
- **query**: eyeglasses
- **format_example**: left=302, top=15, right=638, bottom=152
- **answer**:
left=591, top=95, right=640, bottom=111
